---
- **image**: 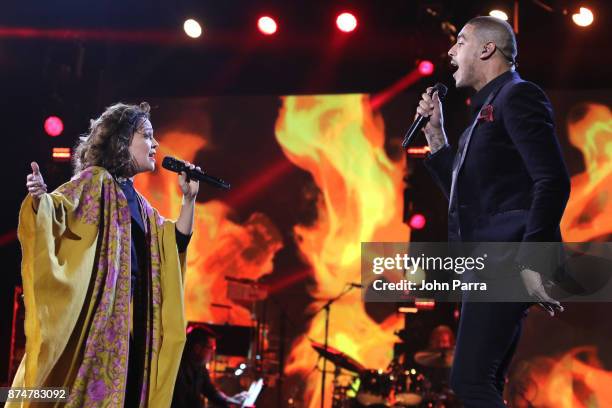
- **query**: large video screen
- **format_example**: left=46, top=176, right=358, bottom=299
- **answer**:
left=134, top=90, right=612, bottom=407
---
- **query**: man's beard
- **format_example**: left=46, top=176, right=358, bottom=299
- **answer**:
left=456, top=63, right=475, bottom=89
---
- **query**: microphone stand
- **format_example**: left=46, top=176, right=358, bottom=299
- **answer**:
left=311, top=284, right=357, bottom=408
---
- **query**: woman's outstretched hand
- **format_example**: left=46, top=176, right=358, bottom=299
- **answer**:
left=26, top=161, right=47, bottom=211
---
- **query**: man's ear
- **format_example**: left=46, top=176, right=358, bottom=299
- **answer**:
left=480, top=42, right=496, bottom=60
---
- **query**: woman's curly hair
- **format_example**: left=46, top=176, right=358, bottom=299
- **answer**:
left=73, top=102, right=151, bottom=177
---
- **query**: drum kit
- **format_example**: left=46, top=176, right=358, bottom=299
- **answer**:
left=311, top=326, right=461, bottom=408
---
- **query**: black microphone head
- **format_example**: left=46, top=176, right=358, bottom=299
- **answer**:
left=433, top=83, right=448, bottom=101
left=161, top=156, right=185, bottom=173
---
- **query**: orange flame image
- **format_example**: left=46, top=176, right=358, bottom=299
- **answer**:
left=136, top=131, right=283, bottom=325
left=131, top=98, right=612, bottom=408
left=275, top=94, right=410, bottom=407
left=561, top=103, right=612, bottom=241
left=508, top=346, right=612, bottom=407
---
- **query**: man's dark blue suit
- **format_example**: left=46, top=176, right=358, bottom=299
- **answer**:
left=424, top=70, right=570, bottom=407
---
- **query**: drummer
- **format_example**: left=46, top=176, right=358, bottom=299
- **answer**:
left=428, top=325, right=455, bottom=350
left=423, top=325, right=457, bottom=400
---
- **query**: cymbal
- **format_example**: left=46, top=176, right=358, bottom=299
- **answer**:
left=311, top=342, right=366, bottom=373
left=414, top=347, right=455, bottom=368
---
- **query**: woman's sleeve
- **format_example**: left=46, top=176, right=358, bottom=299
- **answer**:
left=16, top=190, right=99, bottom=388
left=175, top=227, right=192, bottom=253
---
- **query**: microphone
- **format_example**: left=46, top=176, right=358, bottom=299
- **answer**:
left=349, top=282, right=364, bottom=288
left=401, top=83, right=448, bottom=148
left=162, top=156, right=231, bottom=190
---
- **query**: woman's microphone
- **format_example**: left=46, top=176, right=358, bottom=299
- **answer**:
left=162, top=156, right=231, bottom=190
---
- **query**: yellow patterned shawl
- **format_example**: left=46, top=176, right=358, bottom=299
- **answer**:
left=9, top=166, right=186, bottom=408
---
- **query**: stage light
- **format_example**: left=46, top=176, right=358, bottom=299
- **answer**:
left=415, top=299, right=436, bottom=310
left=406, top=146, right=431, bottom=157
left=257, top=16, right=277, bottom=35
left=489, top=10, right=509, bottom=21
left=336, top=12, right=357, bottom=33
left=572, top=7, right=594, bottom=27
left=44, top=116, right=63, bottom=137
left=418, top=60, right=434, bottom=76
left=183, top=19, right=202, bottom=38
left=409, top=213, right=426, bottom=230
left=52, top=147, right=71, bottom=162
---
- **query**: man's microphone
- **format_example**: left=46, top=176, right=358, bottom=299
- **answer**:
left=401, top=83, right=448, bottom=148
left=162, top=156, right=231, bottom=190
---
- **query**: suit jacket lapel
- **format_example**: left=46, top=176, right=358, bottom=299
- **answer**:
left=448, top=88, right=503, bottom=210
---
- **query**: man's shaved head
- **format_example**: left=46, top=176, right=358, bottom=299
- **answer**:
left=466, top=16, right=517, bottom=66
left=448, top=16, right=518, bottom=89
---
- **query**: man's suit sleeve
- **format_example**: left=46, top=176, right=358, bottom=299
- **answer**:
left=503, top=81, right=571, bottom=262
left=423, top=144, right=454, bottom=201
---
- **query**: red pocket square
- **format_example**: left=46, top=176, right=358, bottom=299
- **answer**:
left=478, top=104, right=494, bottom=122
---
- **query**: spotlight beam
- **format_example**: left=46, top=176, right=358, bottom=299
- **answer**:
left=531, top=0, right=554, bottom=13
left=369, top=70, right=422, bottom=111
left=0, top=27, right=186, bottom=44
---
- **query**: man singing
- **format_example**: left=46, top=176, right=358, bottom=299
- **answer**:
left=417, top=16, right=570, bottom=407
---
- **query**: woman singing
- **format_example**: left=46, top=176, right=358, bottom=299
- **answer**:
left=11, top=102, right=199, bottom=407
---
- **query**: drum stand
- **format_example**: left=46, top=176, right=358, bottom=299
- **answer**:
left=312, top=284, right=359, bottom=408
left=330, top=366, right=350, bottom=408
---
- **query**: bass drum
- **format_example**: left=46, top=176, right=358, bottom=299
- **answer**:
left=355, top=369, right=392, bottom=407
left=421, top=387, right=462, bottom=408
left=392, top=370, right=430, bottom=407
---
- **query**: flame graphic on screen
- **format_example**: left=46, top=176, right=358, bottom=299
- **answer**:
left=135, top=131, right=283, bottom=325
left=275, top=94, right=410, bottom=407
left=561, top=103, right=612, bottom=241
left=508, top=346, right=612, bottom=407
left=130, top=98, right=612, bottom=407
